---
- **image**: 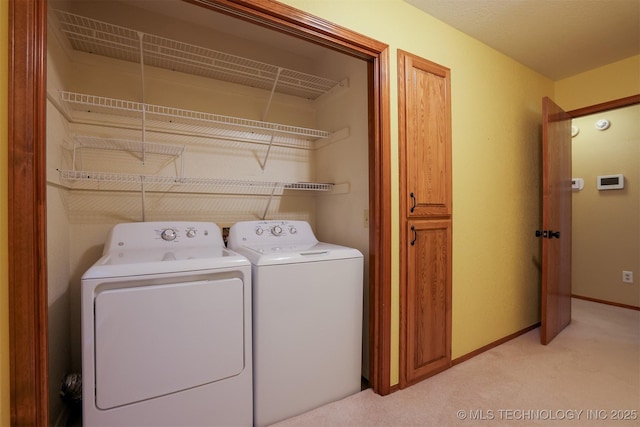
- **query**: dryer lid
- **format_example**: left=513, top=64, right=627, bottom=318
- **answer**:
left=82, top=247, right=249, bottom=279
left=82, top=221, right=250, bottom=279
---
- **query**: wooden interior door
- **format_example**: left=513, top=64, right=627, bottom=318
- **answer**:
left=540, top=97, right=572, bottom=344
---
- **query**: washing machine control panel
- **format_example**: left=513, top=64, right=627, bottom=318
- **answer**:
left=229, top=220, right=317, bottom=248
left=253, top=223, right=299, bottom=238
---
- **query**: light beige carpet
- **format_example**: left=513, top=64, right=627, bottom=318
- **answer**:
left=273, top=298, right=640, bottom=426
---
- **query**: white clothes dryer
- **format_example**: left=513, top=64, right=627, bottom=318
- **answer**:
left=81, top=222, right=252, bottom=426
left=228, top=220, right=363, bottom=427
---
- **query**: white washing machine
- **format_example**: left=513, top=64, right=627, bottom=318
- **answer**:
left=81, top=222, right=252, bottom=426
left=227, top=220, right=363, bottom=427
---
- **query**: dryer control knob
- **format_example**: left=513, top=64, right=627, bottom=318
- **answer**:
left=161, top=228, right=177, bottom=241
left=272, top=225, right=283, bottom=236
left=186, top=229, right=197, bottom=238
left=256, top=227, right=264, bottom=236
left=289, top=226, right=297, bottom=234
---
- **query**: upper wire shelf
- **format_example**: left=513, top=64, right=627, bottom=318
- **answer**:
left=52, top=9, right=341, bottom=100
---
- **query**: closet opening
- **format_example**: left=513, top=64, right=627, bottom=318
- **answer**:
left=8, top=0, right=391, bottom=424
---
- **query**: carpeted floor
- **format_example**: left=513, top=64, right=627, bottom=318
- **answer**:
left=273, top=298, right=640, bottom=426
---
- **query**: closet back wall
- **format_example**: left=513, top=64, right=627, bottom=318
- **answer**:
left=314, top=53, right=369, bottom=376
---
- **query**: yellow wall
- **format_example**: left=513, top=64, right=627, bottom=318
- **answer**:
left=555, top=55, right=640, bottom=110
left=280, top=0, right=553, bottom=385
left=572, top=105, right=640, bottom=307
left=1, top=0, right=10, bottom=424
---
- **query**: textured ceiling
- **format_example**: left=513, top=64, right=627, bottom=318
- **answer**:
left=405, top=0, right=640, bottom=80
left=79, top=0, right=640, bottom=81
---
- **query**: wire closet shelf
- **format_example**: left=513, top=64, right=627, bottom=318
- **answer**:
left=58, top=91, right=332, bottom=148
left=52, top=9, right=341, bottom=100
left=58, top=170, right=333, bottom=195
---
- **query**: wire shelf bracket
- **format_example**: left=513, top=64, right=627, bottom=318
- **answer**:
left=70, top=136, right=186, bottom=177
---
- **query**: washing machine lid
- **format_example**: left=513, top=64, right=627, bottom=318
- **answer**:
left=234, top=242, right=362, bottom=266
left=82, top=247, right=249, bottom=279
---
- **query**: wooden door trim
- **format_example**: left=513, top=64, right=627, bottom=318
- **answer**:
left=398, top=49, right=410, bottom=388
left=568, top=94, right=640, bottom=118
left=8, top=0, right=392, bottom=422
left=7, top=0, right=49, bottom=424
left=187, top=0, right=388, bottom=58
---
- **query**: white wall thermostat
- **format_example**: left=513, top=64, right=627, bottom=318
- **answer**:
left=571, top=178, right=584, bottom=191
left=597, top=174, right=624, bottom=190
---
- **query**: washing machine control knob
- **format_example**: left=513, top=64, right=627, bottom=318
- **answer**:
left=289, top=226, right=297, bottom=234
left=186, top=229, right=197, bottom=238
left=271, top=225, right=283, bottom=236
left=160, top=228, right=177, bottom=241
left=255, top=227, right=264, bottom=236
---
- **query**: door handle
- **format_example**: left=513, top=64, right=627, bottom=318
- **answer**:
left=410, top=225, right=417, bottom=246
left=410, top=192, right=417, bottom=213
left=536, top=230, right=560, bottom=239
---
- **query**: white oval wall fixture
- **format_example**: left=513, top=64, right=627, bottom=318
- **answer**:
left=571, top=125, right=580, bottom=137
left=594, top=119, right=611, bottom=131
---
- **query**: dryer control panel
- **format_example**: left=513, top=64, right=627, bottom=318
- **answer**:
left=103, top=221, right=225, bottom=252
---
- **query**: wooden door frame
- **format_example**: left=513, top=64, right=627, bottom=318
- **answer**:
left=567, top=94, right=640, bottom=118
left=7, top=0, right=392, bottom=423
